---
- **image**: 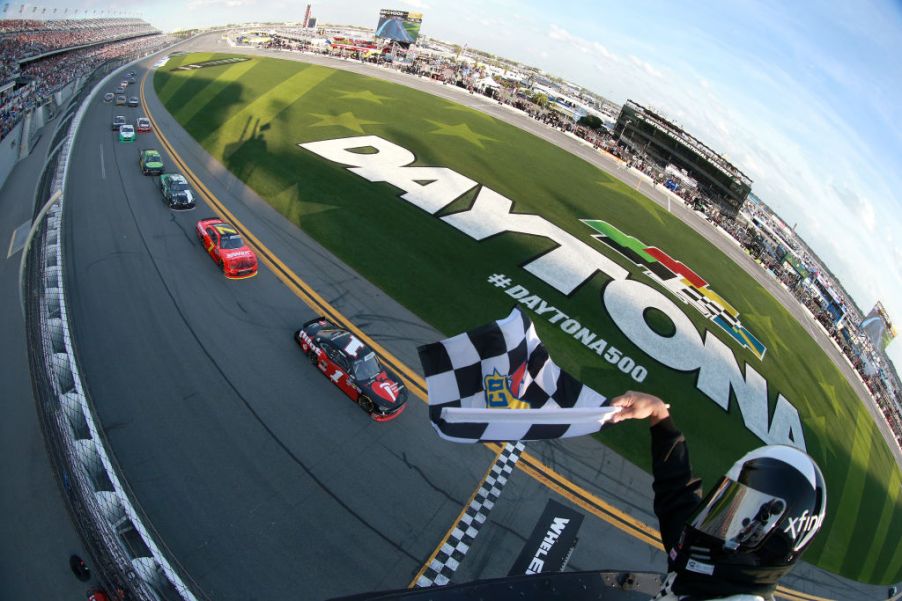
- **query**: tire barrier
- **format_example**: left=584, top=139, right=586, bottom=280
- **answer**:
left=23, top=47, right=204, bottom=601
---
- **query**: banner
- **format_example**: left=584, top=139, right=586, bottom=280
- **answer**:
left=509, top=499, right=584, bottom=575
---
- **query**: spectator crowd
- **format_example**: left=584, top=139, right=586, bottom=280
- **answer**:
left=0, top=18, right=171, bottom=140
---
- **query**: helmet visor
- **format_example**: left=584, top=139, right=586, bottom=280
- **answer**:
left=691, top=478, right=788, bottom=551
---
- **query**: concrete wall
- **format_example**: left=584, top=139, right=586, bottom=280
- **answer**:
left=0, top=77, right=81, bottom=189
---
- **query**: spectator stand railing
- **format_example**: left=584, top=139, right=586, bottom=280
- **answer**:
left=23, top=44, right=204, bottom=601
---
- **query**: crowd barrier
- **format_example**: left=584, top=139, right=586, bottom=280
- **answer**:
left=22, top=45, right=204, bottom=601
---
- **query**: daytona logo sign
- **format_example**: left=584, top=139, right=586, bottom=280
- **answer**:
left=300, top=136, right=806, bottom=450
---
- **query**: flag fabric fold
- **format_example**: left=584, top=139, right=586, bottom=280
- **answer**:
left=417, top=307, right=618, bottom=442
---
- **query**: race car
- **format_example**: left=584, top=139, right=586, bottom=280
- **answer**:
left=127, top=96, right=139, bottom=107
left=103, top=92, right=114, bottom=102
left=118, top=124, right=135, bottom=142
left=136, top=117, right=152, bottom=133
left=138, top=148, right=164, bottom=175
left=158, top=173, right=196, bottom=210
left=112, top=115, right=126, bottom=130
left=195, top=217, right=257, bottom=278
left=296, top=319, right=408, bottom=421
left=115, top=94, right=126, bottom=106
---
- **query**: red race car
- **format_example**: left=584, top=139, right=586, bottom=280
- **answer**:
left=296, top=318, right=408, bottom=421
left=136, top=116, right=152, bottom=132
left=195, top=217, right=258, bottom=279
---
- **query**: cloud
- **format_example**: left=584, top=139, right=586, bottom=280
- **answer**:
left=628, top=55, right=663, bottom=78
left=548, top=24, right=619, bottom=63
left=831, top=183, right=877, bottom=232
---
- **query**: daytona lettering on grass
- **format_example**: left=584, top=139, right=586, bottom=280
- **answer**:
left=300, top=135, right=806, bottom=450
left=487, top=273, right=648, bottom=383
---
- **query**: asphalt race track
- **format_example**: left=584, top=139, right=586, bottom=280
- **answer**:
left=63, top=58, right=666, bottom=599
left=56, top=36, right=887, bottom=601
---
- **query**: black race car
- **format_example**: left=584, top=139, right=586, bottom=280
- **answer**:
left=296, top=318, right=408, bottom=421
left=158, top=173, right=196, bottom=209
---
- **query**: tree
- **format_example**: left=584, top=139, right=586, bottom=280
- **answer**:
left=530, top=92, right=549, bottom=108
left=578, top=114, right=603, bottom=130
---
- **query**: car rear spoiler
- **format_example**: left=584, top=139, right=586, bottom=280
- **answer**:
left=302, top=316, right=329, bottom=328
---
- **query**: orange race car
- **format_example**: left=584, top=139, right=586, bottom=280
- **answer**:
left=195, top=217, right=258, bottom=279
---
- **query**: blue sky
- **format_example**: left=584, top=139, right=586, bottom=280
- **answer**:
left=41, top=0, right=902, bottom=366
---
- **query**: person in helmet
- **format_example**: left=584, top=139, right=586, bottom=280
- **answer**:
left=611, top=391, right=827, bottom=601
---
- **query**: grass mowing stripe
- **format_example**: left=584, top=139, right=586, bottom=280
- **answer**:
left=202, top=66, right=334, bottom=157
left=175, top=58, right=260, bottom=125
left=860, top=468, right=901, bottom=581
left=878, top=507, right=902, bottom=584
left=841, top=433, right=894, bottom=575
left=821, top=408, right=873, bottom=568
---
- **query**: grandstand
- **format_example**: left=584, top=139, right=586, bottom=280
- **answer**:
left=613, top=100, right=752, bottom=217
left=0, top=18, right=165, bottom=141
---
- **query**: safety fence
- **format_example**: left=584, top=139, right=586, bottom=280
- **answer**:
left=23, top=47, right=204, bottom=601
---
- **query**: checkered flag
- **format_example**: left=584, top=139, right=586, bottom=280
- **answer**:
left=417, top=307, right=619, bottom=443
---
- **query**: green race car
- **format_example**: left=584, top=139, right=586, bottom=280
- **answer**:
left=118, top=125, right=135, bottom=143
left=138, top=148, right=164, bottom=175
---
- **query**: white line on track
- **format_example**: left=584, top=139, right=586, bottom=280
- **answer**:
left=6, top=219, right=31, bottom=258
left=99, top=144, right=106, bottom=180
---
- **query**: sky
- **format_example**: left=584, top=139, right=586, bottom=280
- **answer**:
left=28, top=0, right=902, bottom=368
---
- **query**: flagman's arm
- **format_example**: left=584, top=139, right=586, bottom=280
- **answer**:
left=610, top=392, right=704, bottom=562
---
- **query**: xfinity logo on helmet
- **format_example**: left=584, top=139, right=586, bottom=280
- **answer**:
left=300, top=136, right=808, bottom=451
left=785, top=511, right=822, bottom=540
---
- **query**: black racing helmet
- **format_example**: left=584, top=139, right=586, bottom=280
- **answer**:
left=671, top=445, right=827, bottom=598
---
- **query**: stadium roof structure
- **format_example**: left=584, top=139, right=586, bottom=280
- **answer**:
left=623, top=100, right=752, bottom=188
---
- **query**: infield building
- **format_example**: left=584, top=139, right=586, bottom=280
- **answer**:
left=613, top=100, right=752, bottom=217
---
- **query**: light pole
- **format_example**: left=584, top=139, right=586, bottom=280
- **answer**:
left=618, top=118, right=632, bottom=145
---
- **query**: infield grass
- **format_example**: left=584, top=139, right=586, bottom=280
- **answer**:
left=155, top=53, right=902, bottom=583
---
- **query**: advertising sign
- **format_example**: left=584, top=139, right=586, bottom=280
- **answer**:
left=509, top=499, right=584, bottom=575
left=376, top=9, right=423, bottom=44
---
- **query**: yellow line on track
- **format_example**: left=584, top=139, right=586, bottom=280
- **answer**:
left=139, top=66, right=834, bottom=601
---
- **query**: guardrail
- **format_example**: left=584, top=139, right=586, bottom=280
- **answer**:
left=23, top=47, right=203, bottom=601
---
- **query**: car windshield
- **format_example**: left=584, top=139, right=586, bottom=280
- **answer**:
left=121, top=126, right=133, bottom=133
left=353, top=352, right=381, bottom=381
left=220, top=234, right=243, bottom=249
left=170, top=181, right=188, bottom=191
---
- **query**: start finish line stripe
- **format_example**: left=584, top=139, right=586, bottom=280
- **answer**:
left=410, top=442, right=525, bottom=588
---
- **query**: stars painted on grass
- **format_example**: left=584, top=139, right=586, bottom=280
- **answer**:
left=444, top=103, right=495, bottom=121
left=309, top=112, right=380, bottom=134
left=425, top=120, right=496, bottom=149
left=335, top=89, right=392, bottom=104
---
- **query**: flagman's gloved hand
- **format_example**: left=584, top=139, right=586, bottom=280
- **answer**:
left=609, top=391, right=671, bottom=426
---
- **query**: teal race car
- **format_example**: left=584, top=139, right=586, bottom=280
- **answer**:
left=118, top=124, right=135, bottom=143
left=138, top=148, right=164, bottom=175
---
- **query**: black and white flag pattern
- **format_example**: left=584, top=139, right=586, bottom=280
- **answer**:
left=417, top=307, right=619, bottom=442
